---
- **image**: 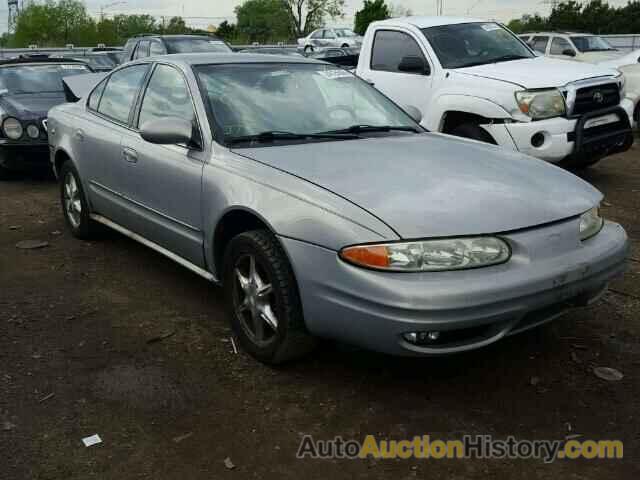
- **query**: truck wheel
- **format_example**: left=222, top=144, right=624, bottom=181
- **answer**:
left=59, top=161, right=101, bottom=239
left=223, top=230, right=316, bottom=364
left=450, top=123, right=496, bottom=144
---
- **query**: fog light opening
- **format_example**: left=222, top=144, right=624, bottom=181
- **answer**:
left=531, top=132, right=546, bottom=148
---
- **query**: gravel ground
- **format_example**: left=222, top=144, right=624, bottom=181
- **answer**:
left=1, top=146, right=639, bottom=479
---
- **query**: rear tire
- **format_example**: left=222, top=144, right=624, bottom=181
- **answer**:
left=223, top=230, right=316, bottom=364
left=450, top=123, right=496, bottom=144
left=59, top=161, right=101, bottom=239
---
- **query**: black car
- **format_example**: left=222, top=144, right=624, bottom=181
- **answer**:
left=122, top=34, right=233, bottom=62
left=0, top=57, right=92, bottom=178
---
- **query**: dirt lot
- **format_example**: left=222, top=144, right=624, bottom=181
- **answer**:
left=1, top=146, right=639, bottom=480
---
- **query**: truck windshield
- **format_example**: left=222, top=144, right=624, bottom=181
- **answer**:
left=195, top=63, right=420, bottom=145
left=571, top=36, right=616, bottom=52
left=0, top=64, right=91, bottom=95
left=422, top=22, right=534, bottom=69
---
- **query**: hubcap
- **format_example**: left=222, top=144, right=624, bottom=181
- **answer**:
left=63, top=172, right=82, bottom=229
left=233, top=254, right=278, bottom=345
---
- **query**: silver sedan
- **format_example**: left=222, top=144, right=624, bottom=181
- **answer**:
left=48, top=54, right=628, bottom=363
left=297, top=27, right=363, bottom=53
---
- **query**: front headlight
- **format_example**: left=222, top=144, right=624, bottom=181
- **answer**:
left=2, top=117, right=23, bottom=140
left=339, top=237, right=511, bottom=272
left=515, top=89, right=566, bottom=120
left=579, top=207, right=604, bottom=241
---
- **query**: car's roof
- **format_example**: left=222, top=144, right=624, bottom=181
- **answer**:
left=133, top=34, right=223, bottom=40
left=145, top=53, right=323, bottom=66
left=373, top=16, right=486, bottom=29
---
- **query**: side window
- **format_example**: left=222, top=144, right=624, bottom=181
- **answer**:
left=324, top=29, right=336, bottom=39
left=87, top=78, right=107, bottom=111
left=310, top=30, right=322, bottom=39
left=550, top=37, right=574, bottom=55
left=371, top=30, right=426, bottom=73
left=138, top=64, right=195, bottom=130
left=134, top=40, right=150, bottom=59
left=97, top=64, right=149, bottom=124
left=149, top=40, right=167, bottom=56
left=531, top=36, right=549, bottom=53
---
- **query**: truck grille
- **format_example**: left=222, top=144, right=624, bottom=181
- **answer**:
left=571, top=83, right=620, bottom=116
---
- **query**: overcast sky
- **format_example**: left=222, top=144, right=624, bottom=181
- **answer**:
left=1, top=0, right=634, bottom=35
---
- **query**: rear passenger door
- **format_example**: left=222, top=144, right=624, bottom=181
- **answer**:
left=120, top=63, right=206, bottom=267
left=83, top=64, right=151, bottom=225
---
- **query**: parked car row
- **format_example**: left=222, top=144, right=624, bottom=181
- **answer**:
left=1, top=18, right=633, bottom=364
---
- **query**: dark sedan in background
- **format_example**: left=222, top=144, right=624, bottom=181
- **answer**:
left=0, top=56, right=91, bottom=178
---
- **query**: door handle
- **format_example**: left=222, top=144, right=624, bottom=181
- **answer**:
left=74, top=129, right=84, bottom=141
left=122, top=147, right=138, bottom=163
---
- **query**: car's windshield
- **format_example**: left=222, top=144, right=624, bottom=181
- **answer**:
left=165, top=37, right=232, bottom=54
left=195, top=63, right=419, bottom=145
left=335, top=28, right=357, bottom=37
left=422, top=22, right=534, bottom=69
left=571, top=36, right=616, bottom=52
left=0, top=64, right=91, bottom=95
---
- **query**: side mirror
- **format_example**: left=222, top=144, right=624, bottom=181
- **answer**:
left=563, top=49, right=576, bottom=57
left=404, top=105, right=423, bottom=124
left=140, top=117, right=195, bottom=146
left=398, top=56, right=430, bottom=75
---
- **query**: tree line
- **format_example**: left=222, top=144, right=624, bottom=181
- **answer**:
left=508, top=0, right=640, bottom=35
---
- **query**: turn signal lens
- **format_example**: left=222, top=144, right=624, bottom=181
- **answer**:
left=340, top=245, right=390, bottom=268
left=339, top=237, right=511, bottom=272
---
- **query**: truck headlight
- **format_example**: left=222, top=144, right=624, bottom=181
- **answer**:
left=3, top=117, right=23, bottom=139
left=579, top=207, right=604, bottom=241
left=340, top=237, right=511, bottom=272
left=515, top=89, right=566, bottom=120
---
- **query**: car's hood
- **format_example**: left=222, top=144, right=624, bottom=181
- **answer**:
left=597, top=49, right=640, bottom=68
left=235, top=134, right=601, bottom=239
left=580, top=51, right=625, bottom=63
left=0, top=93, right=66, bottom=119
left=455, top=57, right=618, bottom=88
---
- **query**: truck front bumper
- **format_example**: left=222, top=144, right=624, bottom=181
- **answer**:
left=486, top=99, right=635, bottom=165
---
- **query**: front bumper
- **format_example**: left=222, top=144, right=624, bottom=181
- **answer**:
left=491, top=99, right=634, bottom=164
left=281, top=219, right=628, bottom=356
left=0, top=142, right=50, bottom=172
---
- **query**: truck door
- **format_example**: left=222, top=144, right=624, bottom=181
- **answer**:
left=358, top=28, right=433, bottom=127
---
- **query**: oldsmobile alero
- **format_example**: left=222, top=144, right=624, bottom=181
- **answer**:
left=47, top=54, right=629, bottom=363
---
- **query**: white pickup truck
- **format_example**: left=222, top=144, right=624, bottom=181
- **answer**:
left=356, top=17, right=635, bottom=168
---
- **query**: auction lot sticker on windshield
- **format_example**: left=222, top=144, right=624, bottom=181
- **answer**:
left=318, top=69, right=352, bottom=80
left=481, top=23, right=501, bottom=31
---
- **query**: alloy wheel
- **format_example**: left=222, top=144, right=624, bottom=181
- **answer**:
left=63, top=172, right=82, bottom=229
left=232, top=253, right=279, bottom=346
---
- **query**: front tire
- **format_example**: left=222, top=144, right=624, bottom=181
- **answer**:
left=223, top=230, right=315, bottom=364
left=59, top=161, right=100, bottom=239
left=304, top=45, right=314, bottom=54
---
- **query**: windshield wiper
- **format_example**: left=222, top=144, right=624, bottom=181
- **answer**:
left=322, top=125, right=421, bottom=135
left=228, top=130, right=358, bottom=144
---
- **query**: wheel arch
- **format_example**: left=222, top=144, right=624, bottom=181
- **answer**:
left=212, top=206, right=280, bottom=283
left=427, top=95, right=511, bottom=133
left=53, top=147, right=73, bottom=178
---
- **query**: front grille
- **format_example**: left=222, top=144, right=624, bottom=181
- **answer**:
left=572, top=83, right=620, bottom=116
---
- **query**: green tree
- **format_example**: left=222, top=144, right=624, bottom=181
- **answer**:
left=354, top=0, right=390, bottom=35
left=282, top=0, right=345, bottom=38
left=215, top=20, right=238, bottom=41
left=236, top=0, right=291, bottom=43
left=161, top=16, right=191, bottom=34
